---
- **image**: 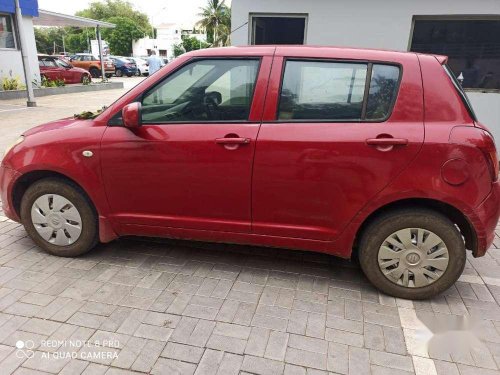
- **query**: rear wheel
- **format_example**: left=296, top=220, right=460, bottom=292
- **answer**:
left=89, top=67, right=100, bottom=78
left=358, top=208, right=466, bottom=299
left=20, top=178, right=98, bottom=257
left=115, top=69, right=123, bottom=77
left=136, top=69, right=141, bottom=76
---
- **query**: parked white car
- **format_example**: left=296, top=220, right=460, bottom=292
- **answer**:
left=128, top=57, right=149, bottom=76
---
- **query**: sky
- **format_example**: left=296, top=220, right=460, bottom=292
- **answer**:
left=37, top=0, right=231, bottom=28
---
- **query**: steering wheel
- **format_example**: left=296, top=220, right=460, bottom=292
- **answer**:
left=204, top=92, right=222, bottom=120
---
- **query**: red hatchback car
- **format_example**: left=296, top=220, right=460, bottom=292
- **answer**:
left=1, top=46, right=499, bottom=299
left=38, top=55, right=91, bottom=84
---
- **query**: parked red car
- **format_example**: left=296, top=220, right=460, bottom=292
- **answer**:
left=2, top=46, right=499, bottom=299
left=38, top=55, right=91, bottom=84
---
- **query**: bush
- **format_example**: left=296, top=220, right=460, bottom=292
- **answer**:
left=41, top=76, right=66, bottom=87
left=1, top=76, right=24, bottom=91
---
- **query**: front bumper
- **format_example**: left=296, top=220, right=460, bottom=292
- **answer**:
left=0, top=165, right=20, bottom=222
left=472, top=181, right=500, bottom=257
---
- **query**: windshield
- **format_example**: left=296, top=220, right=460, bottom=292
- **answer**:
left=443, top=65, right=477, bottom=121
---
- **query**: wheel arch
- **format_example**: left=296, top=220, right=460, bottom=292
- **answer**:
left=351, top=198, right=477, bottom=260
left=12, top=170, right=97, bottom=219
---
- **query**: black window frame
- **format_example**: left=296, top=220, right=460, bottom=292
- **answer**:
left=409, top=16, right=500, bottom=92
left=0, top=13, right=17, bottom=50
left=108, top=57, right=263, bottom=126
left=274, top=58, right=403, bottom=123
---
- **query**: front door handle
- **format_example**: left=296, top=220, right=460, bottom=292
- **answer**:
left=366, top=138, right=408, bottom=146
left=215, top=137, right=250, bottom=145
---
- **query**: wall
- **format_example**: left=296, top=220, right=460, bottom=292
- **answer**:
left=0, top=15, right=40, bottom=87
left=232, top=0, right=500, bottom=142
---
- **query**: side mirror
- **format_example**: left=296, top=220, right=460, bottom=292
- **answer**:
left=122, top=102, right=142, bottom=129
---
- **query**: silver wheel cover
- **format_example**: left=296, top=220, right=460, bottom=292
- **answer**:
left=31, top=194, right=82, bottom=246
left=378, top=228, right=449, bottom=288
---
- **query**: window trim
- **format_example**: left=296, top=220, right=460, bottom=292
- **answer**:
left=408, top=15, right=500, bottom=93
left=109, top=56, right=263, bottom=126
left=0, top=13, right=17, bottom=50
left=274, top=57, right=403, bottom=124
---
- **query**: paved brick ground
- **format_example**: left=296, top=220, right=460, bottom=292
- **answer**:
left=2, top=85, right=500, bottom=374
left=0, top=211, right=499, bottom=375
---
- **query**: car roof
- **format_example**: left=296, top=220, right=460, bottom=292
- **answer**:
left=185, top=45, right=447, bottom=63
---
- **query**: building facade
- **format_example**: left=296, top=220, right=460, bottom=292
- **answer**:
left=0, top=0, right=40, bottom=85
left=231, top=0, right=500, bottom=141
left=132, top=23, right=207, bottom=60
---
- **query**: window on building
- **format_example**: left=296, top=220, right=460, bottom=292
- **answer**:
left=251, top=15, right=306, bottom=45
left=410, top=18, right=500, bottom=90
left=0, top=14, right=15, bottom=49
left=278, top=60, right=400, bottom=121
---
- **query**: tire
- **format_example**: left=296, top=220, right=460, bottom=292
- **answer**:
left=358, top=208, right=466, bottom=299
left=126, top=73, right=133, bottom=77
left=81, top=74, right=91, bottom=85
left=89, top=67, right=100, bottom=78
left=105, top=74, right=113, bottom=79
left=136, top=69, right=141, bottom=76
left=20, top=178, right=98, bottom=257
left=115, top=69, right=123, bottom=77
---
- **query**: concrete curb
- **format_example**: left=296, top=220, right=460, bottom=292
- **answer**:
left=0, top=81, right=124, bottom=100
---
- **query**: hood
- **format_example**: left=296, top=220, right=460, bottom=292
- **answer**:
left=23, top=117, right=94, bottom=137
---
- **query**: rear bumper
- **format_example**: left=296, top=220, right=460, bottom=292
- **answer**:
left=0, top=165, right=20, bottom=222
left=472, top=181, right=500, bottom=257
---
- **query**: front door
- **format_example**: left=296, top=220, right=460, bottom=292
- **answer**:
left=101, top=57, right=271, bottom=233
left=252, top=54, right=424, bottom=241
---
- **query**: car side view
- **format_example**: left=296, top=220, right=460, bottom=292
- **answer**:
left=69, top=53, right=115, bottom=78
left=1, top=46, right=499, bottom=299
left=38, top=54, right=91, bottom=84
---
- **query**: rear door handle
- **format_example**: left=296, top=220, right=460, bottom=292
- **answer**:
left=366, top=138, right=408, bottom=146
left=215, top=137, right=250, bottom=145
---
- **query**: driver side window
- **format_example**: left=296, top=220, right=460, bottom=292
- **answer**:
left=141, top=58, right=260, bottom=123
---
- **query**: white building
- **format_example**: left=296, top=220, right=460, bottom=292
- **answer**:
left=132, top=23, right=207, bottom=60
left=231, top=0, right=500, bottom=141
left=0, top=1, right=39, bottom=85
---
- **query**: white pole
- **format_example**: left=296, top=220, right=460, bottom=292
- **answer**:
left=96, top=25, right=106, bottom=82
left=14, top=0, right=36, bottom=107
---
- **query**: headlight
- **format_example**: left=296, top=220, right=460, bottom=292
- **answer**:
left=4, top=136, right=24, bottom=156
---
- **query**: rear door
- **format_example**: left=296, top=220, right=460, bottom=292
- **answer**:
left=252, top=49, right=424, bottom=241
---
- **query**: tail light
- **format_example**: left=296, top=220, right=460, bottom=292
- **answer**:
left=481, top=131, right=499, bottom=181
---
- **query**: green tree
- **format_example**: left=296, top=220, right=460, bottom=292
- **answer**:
left=196, top=0, right=231, bottom=47
left=101, top=16, right=144, bottom=56
left=76, top=0, right=151, bottom=36
left=173, top=36, right=210, bottom=57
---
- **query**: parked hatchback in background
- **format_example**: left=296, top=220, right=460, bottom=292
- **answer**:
left=109, top=56, right=137, bottom=77
left=69, top=53, right=114, bottom=78
left=1, top=46, right=499, bottom=299
left=38, top=55, right=91, bottom=84
left=128, top=57, right=149, bottom=76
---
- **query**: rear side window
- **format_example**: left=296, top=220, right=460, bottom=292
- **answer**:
left=365, top=65, right=400, bottom=120
left=278, top=60, right=401, bottom=121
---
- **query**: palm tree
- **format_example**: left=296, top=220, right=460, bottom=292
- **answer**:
left=196, top=0, right=231, bottom=47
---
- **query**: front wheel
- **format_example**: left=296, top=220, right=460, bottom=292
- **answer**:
left=20, top=178, right=98, bottom=257
left=358, top=208, right=466, bottom=299
left=81, top=74, right=91, bottom=85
